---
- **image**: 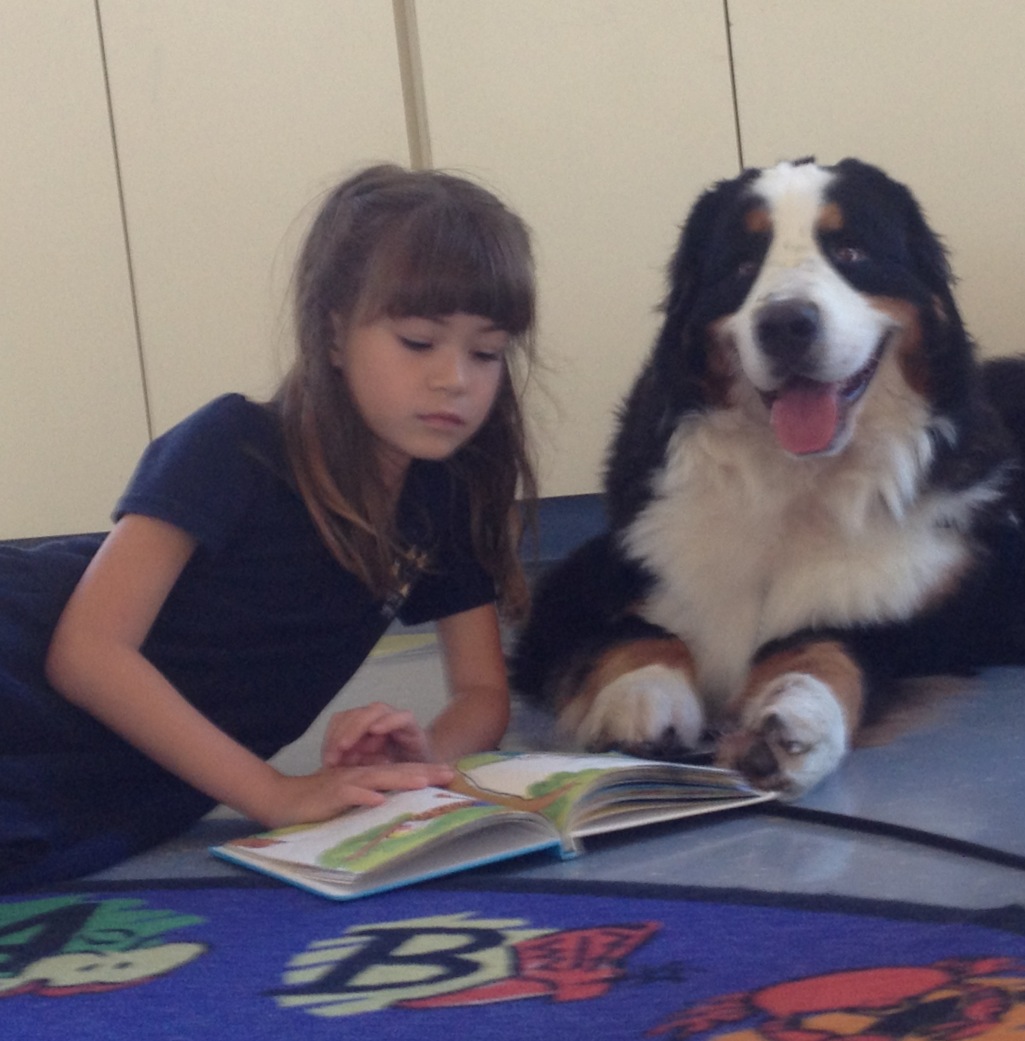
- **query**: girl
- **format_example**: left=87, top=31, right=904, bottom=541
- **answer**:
left=0, top=164, right=538, bottom=891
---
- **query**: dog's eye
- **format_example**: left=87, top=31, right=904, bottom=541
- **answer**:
left=829, top=244, right=868, bottom=265
left=735, top=258, right=759, bottom=279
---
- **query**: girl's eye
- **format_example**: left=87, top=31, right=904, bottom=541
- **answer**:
left=399, top=336, right=432, bottom=352
left=473, top=348, right=504, bottom=363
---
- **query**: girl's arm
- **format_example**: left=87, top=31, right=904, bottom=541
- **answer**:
left=45, top=515, right=451, bottom=828
left=428, top=602, right=511, bottom=762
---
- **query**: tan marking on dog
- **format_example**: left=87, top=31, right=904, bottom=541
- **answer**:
left=858, top=674, right=978, bottom=747
left=919, top=555, right=974, bottom=613
left=744, top=206, right=772, bottom=234
left=816, top=201, right=845, bottom=232
left=700, top=331, right=737, bottom=407
left=558, top=637, right=695, bottom=733
left=740, top=639, right=864, bottom=733
left=871, top=296, right=929, bottom=397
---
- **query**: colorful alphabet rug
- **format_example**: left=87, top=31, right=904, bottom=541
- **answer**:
left=3, top=876, right=1025, bottom=1040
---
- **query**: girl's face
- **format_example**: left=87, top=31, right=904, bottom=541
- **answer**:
left=330, top=312, right=510, bottom=488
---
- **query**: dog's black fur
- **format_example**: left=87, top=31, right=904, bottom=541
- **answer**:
left=512, top=158, right=1025, bottom=795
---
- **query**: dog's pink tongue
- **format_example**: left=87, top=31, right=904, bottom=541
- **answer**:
left=770, top=379, right=840, bottom=455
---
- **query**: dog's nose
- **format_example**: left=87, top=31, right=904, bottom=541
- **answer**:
left=756, top=299, right=821, bottom=371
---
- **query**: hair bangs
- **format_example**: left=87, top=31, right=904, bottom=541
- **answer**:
left=363, top=197, right=534, bottom=336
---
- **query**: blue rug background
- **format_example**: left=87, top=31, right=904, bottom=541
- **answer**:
left=3, top=876, right=1025, bottom=1040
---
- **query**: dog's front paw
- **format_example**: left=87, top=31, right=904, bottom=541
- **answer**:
left=568, top=663, right=705, bottom=759
left=719, top=672, right=848, bottom=797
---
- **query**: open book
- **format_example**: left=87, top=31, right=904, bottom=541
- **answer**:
left=211, top=751, right=773, bottom=900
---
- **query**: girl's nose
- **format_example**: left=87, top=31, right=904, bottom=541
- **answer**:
left=429, top=348, right=468, bottom=391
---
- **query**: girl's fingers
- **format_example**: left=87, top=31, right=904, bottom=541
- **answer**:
left=322, top=704, right=429, bottom=767
left=321, top=704, right=393, bottom=762
left=268, top=761, right=456, bottom=827
left=325, top=703, right=408, bottom=747
left=389, top=730, right=433, bottom=761
left=368, top=708, right=419, bottom=734
left=335, top=762, right=454, bottom=804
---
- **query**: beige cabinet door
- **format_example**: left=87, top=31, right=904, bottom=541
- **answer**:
left=99, top=0, right=411, bottom=436
left=417, top=0, right=740, bottom=496
left=1, top=0, right=148, bottom=538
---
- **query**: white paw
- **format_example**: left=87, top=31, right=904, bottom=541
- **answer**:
left=567, top=664, right=704, bottom=756
left=727, top=672, right=848, bottom=796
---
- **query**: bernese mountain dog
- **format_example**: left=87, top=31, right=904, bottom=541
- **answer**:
left=512, top=157, right=1025, bottom=797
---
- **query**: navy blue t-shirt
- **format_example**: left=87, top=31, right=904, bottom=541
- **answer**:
left=118, top=393, right=494, bottom=756
left=0, top=394, right=495, bottom=886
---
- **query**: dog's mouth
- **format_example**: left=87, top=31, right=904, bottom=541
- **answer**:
left=761, top=344, right=883, bottom=456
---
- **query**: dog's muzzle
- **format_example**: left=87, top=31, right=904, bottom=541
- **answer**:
left=752, top=297, right=884, bottom=456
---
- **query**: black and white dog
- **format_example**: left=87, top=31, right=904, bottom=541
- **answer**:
left=513, top=158, right=1025, bottom=796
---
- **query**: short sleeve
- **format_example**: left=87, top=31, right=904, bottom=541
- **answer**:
left=114, top=395, right=276, bottom=555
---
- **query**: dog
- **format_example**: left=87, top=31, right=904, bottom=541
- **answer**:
left=512, top=157, right=1025, bottom=797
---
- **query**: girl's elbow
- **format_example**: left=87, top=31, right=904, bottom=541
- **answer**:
left=44, top=625, right=91, bottom=703
left=44, top=634, right=72, bottom=695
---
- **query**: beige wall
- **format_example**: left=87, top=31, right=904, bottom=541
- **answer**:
left=3, top=1, right=1024, bottom=537
left=1, top=1, right=148, bottom=538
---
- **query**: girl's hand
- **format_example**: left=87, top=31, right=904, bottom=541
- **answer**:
left=260, top=761, right=454, bottom=829
left=321, top=702, right=434, bottom=768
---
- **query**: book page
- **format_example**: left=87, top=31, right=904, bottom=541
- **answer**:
left=452, top=752, right=771, bottom=839
left=220, top=788, right=513, bottom=878
left=452, top=752, right=645, bottom=833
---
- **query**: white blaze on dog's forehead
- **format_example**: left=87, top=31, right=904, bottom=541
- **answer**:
left=750, top=161, right=834, bottom=278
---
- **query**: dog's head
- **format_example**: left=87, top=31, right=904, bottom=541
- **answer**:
left=656, top=157, right=969, bottom=458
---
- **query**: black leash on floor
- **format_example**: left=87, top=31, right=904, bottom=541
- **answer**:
left=758, top=801, right=1025, bottom=873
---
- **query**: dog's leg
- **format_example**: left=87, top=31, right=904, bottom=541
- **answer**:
left=718, top=640, right=864, bottom=796
left=559, top=638, right=704, bottom=758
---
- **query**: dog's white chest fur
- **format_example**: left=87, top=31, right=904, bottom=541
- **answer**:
left=621, top=397, right=978, bottom=712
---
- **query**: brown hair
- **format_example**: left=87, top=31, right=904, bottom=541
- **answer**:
left=274, top=164, right=538, bottom=617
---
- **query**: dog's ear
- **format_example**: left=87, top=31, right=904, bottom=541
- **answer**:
left=658, top=171, right=756, bottom=333
left=606, top=172, right=758, bottom=526
left=888, top=175, right=958, bottom=311
left=834, top=159, right=980, bottom=425
left=650, top=171, right=759, bottom=407
left=872, top=165, right=972, bottom=361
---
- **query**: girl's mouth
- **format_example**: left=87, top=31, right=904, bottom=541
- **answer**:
left=419, top=412, right=466, bottom=429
